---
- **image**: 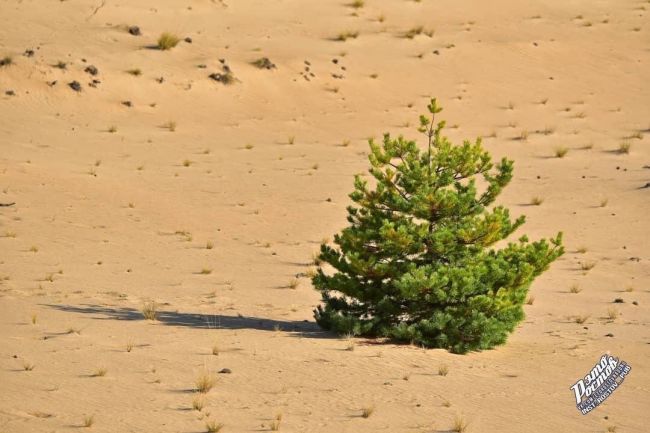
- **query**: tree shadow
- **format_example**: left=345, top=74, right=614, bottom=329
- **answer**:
left=42, top=303, right=330, bottom=339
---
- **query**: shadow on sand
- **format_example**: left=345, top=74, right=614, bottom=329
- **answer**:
left=43, top=303, right=330, bottom=339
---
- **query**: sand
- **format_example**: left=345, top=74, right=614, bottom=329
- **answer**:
left=0, top=0, right=648, bottom=432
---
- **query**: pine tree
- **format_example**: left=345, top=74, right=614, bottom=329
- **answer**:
left=312, top=98, right=564, bottom=353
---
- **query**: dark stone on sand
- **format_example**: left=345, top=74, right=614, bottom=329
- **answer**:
left=68, top=81, right=82, bottom=92
left=84, top=65, right=98, bottom=76
left=128, top=26, right=141, bottom=36
left=218, top=368, right=232, bottom=374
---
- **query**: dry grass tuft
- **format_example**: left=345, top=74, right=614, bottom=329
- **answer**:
left=157, top=32, right=180, bottom=50
left=196, top=370, right=216, bottom=393
left=530, top=196, right=544, bottom=206
left=617, top=142, right=631, bottom=154
left=83, top=415, right=94, bottom=428
left=92, top=367, right=107, bottom=377
left=141, top=301, right=157, bottom=321
left=569, top=284, right=582, bottom=294
left=438, top=364, right=449, bottom=376
left=452, top=414, right=469, bottom=432
left=205, top=420, right=224, bottom=432
left=192, top=395, right=205, bottom=411
left=335, top=31, right=359, bottom=41
left=574, top=314, right=590, bottom=324
left=555, top=147, right=569, bottom=158
left=361, top=405, right=375, bottom=418
left=606, top=307, right=619, bottom=320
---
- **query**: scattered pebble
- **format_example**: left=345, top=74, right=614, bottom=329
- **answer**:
left=184, top=37, right=193, bottom=43
left=128, top=26, right=141, bottom=36
left=84, top=65, right=98, bottom=76
left=5, top=90, right=15, bottom=96
left=23, top=49, right=34, bottom=57
left=68, top=81, right=82, bottom=92
left=218, top=368, right=232, bottom=374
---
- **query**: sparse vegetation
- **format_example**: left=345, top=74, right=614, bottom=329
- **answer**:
left=555, top=147, right=568, bottom=158
left=452, top=414, right=469, bottom=432
left=196, top=370, right=216, bottom=393
left=126, top=341, right=134, bottom=352
left=192, top=395, right=205, bottom=411
left=526, top=295, right=535, bottom=305
left=288, top=278, right=299, bottom=290
left=23, top=361, right=35, bottom=371
left=205, top=420, right=224, bottom=433
left=83, top=415, right=95, bottom=428
left=574, top=315, right=590, bottom=324
left=157, top=32, right=180, bottom=50
left=618, top=142, right=631, bottom=154
left=361, top=405, right=375, bottom=418
left=92, top=367, right=107, bottom=377
left=580, top=261, right=596, bottom=271
left=164, top=121, right=176, bottom=132
left=200, top=268, right=213, bottom=275
left=530, top=196, right=544, bottom=206
left=606, top=307, right=619, bottom=320
left=141, top=301, right=157, bottom=320
left=438, top=365, right=449, bottom=376
left=335, top=31, right=359, bottom=41
left=569, top=284, right=582, bottom=294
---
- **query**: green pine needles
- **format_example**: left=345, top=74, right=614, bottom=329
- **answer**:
left=312, top=98, right=563, bottom=353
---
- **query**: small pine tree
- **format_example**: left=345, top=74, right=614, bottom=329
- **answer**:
left=312, top=98, right=563, bottom=353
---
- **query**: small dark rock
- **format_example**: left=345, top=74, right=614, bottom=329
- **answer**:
left=332, top=59, right=338, bottom=64
left=84, top=65, right=98, bottom=76
left=128, top=26, right=141, bottom=36
left=121, top=100, right=132, bottom=107
left=24, top=49, right=35, bottom=57
left=197, top=64, right=207, bottom=69
left=184, top=37, right=192, bottom=43
left=219, top=58, right=226, bottom=64
left=5, top=90, right=15, bottom=96
left=68, top=81, right=82, bottom=92
left=218, top=368, right=232, bottom=374
left=47, top=80, right=57, bottom=87
left=433, top=49, right=440, bottom=55
left=605, top=333, right=614, bottom=337
left=613, top=298, right=624, bottom=303
left=632, top=301, right=638, bottom=306
left=156, top=76, right=164, bottom=83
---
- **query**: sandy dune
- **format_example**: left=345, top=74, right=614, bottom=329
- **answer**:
left=1, top=0, right=649, bottom=432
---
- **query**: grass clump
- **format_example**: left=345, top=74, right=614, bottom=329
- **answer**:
left=141, top=301, right=157, bottom=321
left=83, top=415, right=94, bottom=428
left=452, top=414, right=469, bottom=432
left=574, top=314, right=590, bottom=324
left=92, top=367, right=107, bottom=377
left=157, top=32, right=180, bottom=50
left=196, top=370, right=216, bottom=393
left=361, top=405, right=375, bottom=418
left=617, top=142, right=631, bottom=154
left=335, top=31, right=359, bottom=41
left=438, top=364, right=449, bottom=376
left=530, top=196, right=544, bottom=206
left=205, top=420, right=224, bottom=432
left=555, top=147, right=569, bottom=158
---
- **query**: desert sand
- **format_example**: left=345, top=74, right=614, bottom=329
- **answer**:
left=1, top=0, right=649, bottom=432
